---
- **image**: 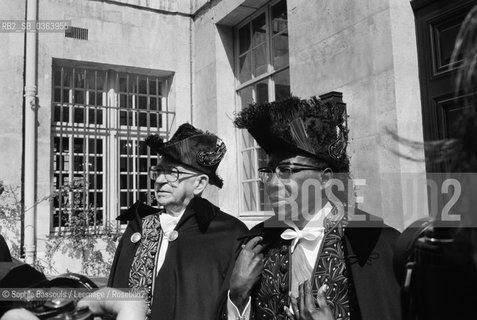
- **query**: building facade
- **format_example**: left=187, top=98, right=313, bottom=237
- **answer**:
left=1, top=0, right=471, bottom=271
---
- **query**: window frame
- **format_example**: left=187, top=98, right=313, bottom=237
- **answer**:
left=234, top=0, right=290, bottom=217
left=50, top=61, right=174, bottom=232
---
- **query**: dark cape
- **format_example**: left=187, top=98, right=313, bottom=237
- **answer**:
left=108, top=197, right=248, bottom=320
left=0, top=235, right=12, bottom=262
left=221, top=208, right=401, bottom=320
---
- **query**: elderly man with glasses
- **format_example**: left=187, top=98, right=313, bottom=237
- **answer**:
left=108, top=123, right=247, bottom=320
left=224, top=95, right=401, bottom=320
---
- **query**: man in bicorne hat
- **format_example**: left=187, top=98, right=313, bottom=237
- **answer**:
left=108, top=123, right=247, bottom=320
left=225, top=94, right=401, bottom=320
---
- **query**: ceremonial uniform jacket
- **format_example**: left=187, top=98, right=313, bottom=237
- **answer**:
left=108, top=196, right=248, bottom=320
left=223, top=208, right=401, bottom=320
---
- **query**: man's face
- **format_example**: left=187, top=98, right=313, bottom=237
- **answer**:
left=263, top=154, right=329, bottom=221
left=151, top=159, right=201, bottom=210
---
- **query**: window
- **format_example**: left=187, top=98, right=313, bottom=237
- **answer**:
left=51, top=64, right=173, bottom=231
left=235, top=0, right=290, bottom=215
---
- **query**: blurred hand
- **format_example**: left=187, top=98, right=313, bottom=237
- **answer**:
left=229, top=236, right=265, bottom=312
left=1, top=308, right=39, bottom=320
left=77, top=287, right=146, bottom=320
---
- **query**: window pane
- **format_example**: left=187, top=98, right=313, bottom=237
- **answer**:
left=253, top=44, right=267, bottom=77
left=120, top=192, right=130, bottom=206
left=239, top=53, right=252, bottom=83
left=138, top=141, right=148, bottom=156
left=95, top=157, right=103, bottom=171
left=272, top=32, right=289, bottom=69
left=119, top=94, right=127, bottom=108
left=53, top=69, right=61, bottom=86
left=151, top=114, right=158, bottom=128
left=89, top=192, right=103, bottom=208
left=89, top=174, right=103, bottom=189
left=54, top=89, right=61, bottom=102
left=252, top=14, right=266, bottom=46
left=239, top=24, right=251, bottom=55
left=255, top=80, right=269, bottom=104
left=75, top=71, right=85, bottom=88
left=238, top=86, right=253, bottom=109
left=139, top=158, right=148, bottom=172
left=54, top=105, right=61, bottom=122
left=120, top=111, right=132, bottom=126
left=74, top=107, right=84, bottom=123
left=271, top=0, right=288, bottom=35
left=139, top=175, right=148, bottom=189
left=120, top=140, right=132, bottom=155
left=139, top=79, right=147, bottom=94
left=73, top=138, right=84, bottom=153
left=120, top=158, right=133, bottom=172
left=138, top=96, right=147, bottom=110
left=242, top=149, right=256, bottom=180
left=241, top=130, right=255, bottom=149
left=62, top=106, right=69, bottom=122
left=149, top=79, right=157, bottom=95
left=243, top=182, right=257, bottom=211
left=63, top=89, right=70, bottom=103
left=120, top=175, right=133, bottom=189
left=63, top=69, right=71, bottom=87
left=74, top=156, right=84, bottom=171
left=259, top=182, right=272, bottom=211
left=139, top=112, right=147, bottom=127
left=119, top=76, right=128, bottom=93
left=150, top=97, right=157, bottom=110
left=96, top=72, right=105, bottom=91
left=74, top=90, right=85, bottom=104
left=274, top=68, right=291, bottom=101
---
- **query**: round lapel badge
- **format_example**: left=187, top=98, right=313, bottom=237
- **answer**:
left=130, top=232, right=141, bottom=243
left=168, top=230, right=179, bottom=242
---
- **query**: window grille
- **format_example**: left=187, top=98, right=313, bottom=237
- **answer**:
left=51, top=65, right=173, bottom=231
left=65, top=26, right=88, bottom=40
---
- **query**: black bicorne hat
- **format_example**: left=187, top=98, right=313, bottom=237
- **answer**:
left=145, top=123, right=227, bottom=188
left=234, top=92, right=349, bottom=172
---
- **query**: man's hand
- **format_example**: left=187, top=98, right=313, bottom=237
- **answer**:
left=285, top=280, right=334, bottom=320
left=229, top=236, right=265, bottom=312
left=77, top=287, right=146, bottom=320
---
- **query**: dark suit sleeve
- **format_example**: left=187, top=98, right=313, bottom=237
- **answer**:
left=0, top=235, right=12, bottom=262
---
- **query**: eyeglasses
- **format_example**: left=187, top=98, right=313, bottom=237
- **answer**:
left=258, top=163, right=327, bottom=183
left=148, top=165, right=197, bottom=182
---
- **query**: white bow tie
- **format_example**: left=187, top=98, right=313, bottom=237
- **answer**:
left=281, top=227, right=325, bottom=253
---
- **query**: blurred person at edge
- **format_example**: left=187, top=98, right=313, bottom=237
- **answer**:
left=0, top=287, right=147, bottom=320
left=222, top=96, right=401, bottom=320
left=108, top=123, right=247, bottom=320
left=394, top=4, right=477, bottom=320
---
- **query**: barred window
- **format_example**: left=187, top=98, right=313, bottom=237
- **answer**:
left=235, top=0, right=290, bottom=215
left=51, top=63, right=173, bottom=231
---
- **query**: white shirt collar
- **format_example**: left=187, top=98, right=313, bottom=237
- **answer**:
left=159, top=208, right=186, bottom=235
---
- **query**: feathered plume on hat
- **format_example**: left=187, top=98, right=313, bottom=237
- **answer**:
left=145, top=123, right=227, bottom=188
left=234, top=93, right=349, bottom=172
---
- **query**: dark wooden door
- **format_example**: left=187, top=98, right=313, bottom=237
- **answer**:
left=412, top=0, right=477, bottom=172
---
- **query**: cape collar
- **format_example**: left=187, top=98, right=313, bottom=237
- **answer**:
left=116, top=196, right=219, bottom=233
